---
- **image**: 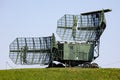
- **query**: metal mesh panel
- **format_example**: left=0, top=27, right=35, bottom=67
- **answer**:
left=56, top=13, right=102, bottom=41
left=9, top=37, right=52, bottom=65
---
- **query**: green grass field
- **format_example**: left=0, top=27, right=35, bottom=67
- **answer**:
left=0, top=68, right=120, bottom=80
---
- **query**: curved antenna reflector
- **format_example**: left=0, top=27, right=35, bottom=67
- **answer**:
left=56, top=9, right=111, bottom=41
left=9, top=36, right=52, bottom=65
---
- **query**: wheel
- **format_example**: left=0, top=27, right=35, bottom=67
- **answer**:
left=83, top=62, right=91, bottom=68
left=91, top=63, right=99, bottom=68
left=47, top=62, right=65, bottom=68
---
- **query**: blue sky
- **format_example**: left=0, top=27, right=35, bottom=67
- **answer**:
left=0, top=0, right=120, bottom=69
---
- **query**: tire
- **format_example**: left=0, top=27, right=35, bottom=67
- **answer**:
left=83, top=62, right=91, bottom=68
left=91, top=63, right=99, bottom=68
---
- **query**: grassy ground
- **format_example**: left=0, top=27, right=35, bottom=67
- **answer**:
left=0, top=68, right=120, bottom=80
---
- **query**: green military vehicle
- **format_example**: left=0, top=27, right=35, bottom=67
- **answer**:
left=9, top=9, right=111, bottom=68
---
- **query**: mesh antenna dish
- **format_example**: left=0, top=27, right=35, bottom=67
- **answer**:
left=9, top=37, right=52, bottom=65
left=56, top=9, right=111, bottom=42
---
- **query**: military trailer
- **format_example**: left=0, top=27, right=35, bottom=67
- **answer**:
left=9, top=9, right=111, bottom=68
